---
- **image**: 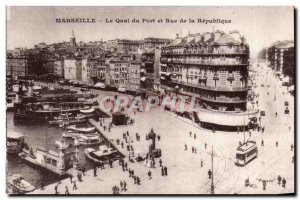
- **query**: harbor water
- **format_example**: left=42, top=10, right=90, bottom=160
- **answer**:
left=6, top=112, right=101, bottom=192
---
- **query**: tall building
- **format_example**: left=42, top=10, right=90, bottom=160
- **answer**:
left=266, top=40, right=294, bottom=83
left=64, top=58, right=76, bottom=80
left=160, top=31, right=257, bottom=131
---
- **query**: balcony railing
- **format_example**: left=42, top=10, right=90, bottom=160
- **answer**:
left=178, top=90, right=246, bottom=103
left=161, top=49, right=248, bottom=55
left=160, top=59, right=246, bottom=66
left=170, top=79, right=248, bottom=92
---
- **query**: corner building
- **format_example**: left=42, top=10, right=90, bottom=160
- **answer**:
left=160, top=31, right=258, bottom=131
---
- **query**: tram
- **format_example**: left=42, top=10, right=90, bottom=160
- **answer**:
left=235, top=141, right=258, bottom=166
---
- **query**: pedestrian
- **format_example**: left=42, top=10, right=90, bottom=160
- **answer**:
left=192, top=147, right=194, bottom=153
left=261, top=140, right=264, bottom=146
left=282, top=178, right=286, bottom=188
left=194, top=133, right=196, bottom=140
left=159, top=159, right=162, bottom=167
left=120, top=181, right=123, bottom=190
left=200, top=159, right=203, bottom=167
left=153, top=160, right=156, bottom=168
left=69, top=174, right=73, bottom=184
left=126, top=131, right=129, bottom=136
left=116, top=139, right=120, bottom=145
left=94, top=165, right=97, bottom=177
left=109, top=160, right=113, bottom=168
left=289, top=126, right=291, bottom=131
left=164, top=166, right=168, bottom=176
left=123, top=181, right=127, bottom=191
left=189, top=131, right=192, bottom=137
left=54, top=184, right=58, bottom=194
left=77, top=172, right=82, bottom=182
left=157, top=134, right=161, bottom=141
left=82, top=166, right=86, bottom=176
left=195, top=148, right=197, bottom=154
left=277, top=175, right=282, bottom=185
left=133, top=176, right=137, bottom=184
left=148, top=170, right=152, bottom=180
left=276, top=141, right=278, bottom=147
left=161, top=166, right=165, bottom=176
left=41, top=182, right=44, bottom=190
left=121, top=142, right=124, bottom=148
left=73, top=180, right=77, bottom=190
left=184, top=144, right=187, bottom=151
left=262, top=180, right=266, bottom=190
left=125, top=162, right=128, bottom=171
left=137, top=176, right=141, bottom=185
left=65, top=186, right=69, bottom=195
left=204, top=142, right=207, bottom=149
left=208, top=169, right=212, bottom=179
left=291, top=144, right=294, bottom=151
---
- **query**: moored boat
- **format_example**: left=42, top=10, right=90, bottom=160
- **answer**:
left=7, top=174, right=35, bottom=193
left=84, top=145, right=123, bottom=163
left=7, top=131, right=24, bottom=154
left=66, top=124, right=96, bottom=133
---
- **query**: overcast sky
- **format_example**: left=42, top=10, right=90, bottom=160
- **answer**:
left=6, top=6, right=294, bottom=58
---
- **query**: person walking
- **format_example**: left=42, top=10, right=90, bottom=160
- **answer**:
left=208, top=169, right=212, bottom=179
left=65, top=186, right=70, bottom=195
left=276, top=141, right=278, bottom=147
left=161, top=166, right=165, bottom=176
left=159, top=159, right=162, bottom=167
left=200, top=159, right=203, bottom=168
left=204, top=142, right=207, bottom=149
left=82, top=166, right=86, bottom=176
left=123, top=181, right=127, bottom=191
left=291, top=144, right=294, bottom=151
left=69, top=174, right=73, bottom=183
left=261, top=140, right=264, bottom=146
left=282, top=178, right=286, bottom=188
left=94, top=165, right=97, bottom=177
left=262, top=180, right=267, bottom=190
left=192, top=147, right=194, bottom=153
left=73, top=180, right=77, bottom=190
left=184, top=144, right=187, bottom=151
left=54, top=184, right=58, bottom=194
left=148, top=171, right=152, bottom=180
left=189, top=131, right=192, bottom=137
left=41, top=182, right=44, bottom=190
left=277, top=175, right=282, bottom=185
left=125, top=162, right=128, bottom=171
left=194, top=133, right=196, bottom=140
left=120, top=181, right=123, bottom=191
left=164, top=166, right=168, bottom=176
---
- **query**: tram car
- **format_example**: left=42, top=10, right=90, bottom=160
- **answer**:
left=235, top=141, right=258, bottom=166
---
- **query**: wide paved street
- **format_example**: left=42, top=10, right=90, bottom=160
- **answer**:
left=32, top=61, right=294, bottom=194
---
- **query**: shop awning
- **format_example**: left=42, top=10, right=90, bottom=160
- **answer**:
left=140, top=77, right=146, bottom=81
left=165, top=72, right=171, bottom=76
left=94, top=82, right=106, bottom=89
left=196, top=108, right=259, bottom=126
left=160, top=77, right=165, bottom=80
left=80, top=108, right=95, bottom=113
left=118, top=87, right=127, bottom=92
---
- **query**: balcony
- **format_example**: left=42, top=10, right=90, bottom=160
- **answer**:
left=170, top=79, right=248, bottom=92
left=178, top=90, right=246, bottom=103
left=160, top=59, right=246, bottom=66
left=161, top=49, right=248, bottom=56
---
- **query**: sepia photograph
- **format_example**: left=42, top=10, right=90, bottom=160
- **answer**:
left=5, top=6, right=295, bottom=195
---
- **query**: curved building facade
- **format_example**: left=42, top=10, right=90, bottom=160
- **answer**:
left=160, top=31, right=257, bottom=131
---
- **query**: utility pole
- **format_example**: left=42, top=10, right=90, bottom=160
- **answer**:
left=211, top=146, right=215, bottom=194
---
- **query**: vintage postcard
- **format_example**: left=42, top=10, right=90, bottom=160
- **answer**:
left=6, top=6, right=295, bottom=195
